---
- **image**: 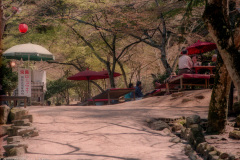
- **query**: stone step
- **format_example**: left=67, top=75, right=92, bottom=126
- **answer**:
left=13, top=119, right=30, bottom=126
left=7, top=128, right=14, bottom=137
left=29, top=129, right=39, bottom=137
left=21, top=115, right=33, bottom=123
left=3, top=143, right=28, bottom=156
left=13, top=126, right=35, bottom=137
left=7, top=136, right=23, bottom=144
left=0, top=125, right=11, bottom=137
left=0, top=105, right=10, bottom=125
left=7, top=126, right=38, bottom=137
left=229, top=130, right=240, bottom=139
left=9, top=108, right=29, bottom=122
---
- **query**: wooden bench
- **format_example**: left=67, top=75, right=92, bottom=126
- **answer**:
left=167, top=74, right=211, bottom=91
left=91, top=88, right=135, bottom=105
left=0, top=95, right=28, bottom=108
left=151, top=88, right=167, bottom=96
left=144, top=88, right=167, bottom=98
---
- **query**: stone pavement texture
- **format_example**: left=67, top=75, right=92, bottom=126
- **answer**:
left=14, top=89, right=211, bottom=160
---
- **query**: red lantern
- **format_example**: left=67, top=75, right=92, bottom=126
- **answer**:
left=19, top=24, right=28, bottom=33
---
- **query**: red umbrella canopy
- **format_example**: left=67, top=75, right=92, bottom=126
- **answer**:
left=182, top=40, right=217, bottom=55
left=67, top=69, right=107, bottom=81
left=98, top=69, right=121, bottom=78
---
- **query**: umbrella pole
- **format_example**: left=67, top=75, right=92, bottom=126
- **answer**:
left=88, top=78, right=90, bottom=99
left=86, top=79, right=90, bottom=106
left=104, top=79, right=106, bottom=90
left=28, top=54, right=30, bottom=68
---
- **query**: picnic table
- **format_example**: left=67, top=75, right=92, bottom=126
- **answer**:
left=193, top=66, right=215, bottom=74
left=0, top=95, right=28, bottom=108
left=89, top=88, right=135, bottom=105
left=167, top=74, right=211, bottom=91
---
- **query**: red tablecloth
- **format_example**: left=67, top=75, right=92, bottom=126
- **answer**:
left=180, top=74, right=210, bottom=79
left=193, top=66, right=216, bottom=74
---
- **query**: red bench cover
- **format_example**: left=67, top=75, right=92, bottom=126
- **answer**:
left=176, top=74, right=210, bottom=79
left=88, top=99, right=109, bottom=102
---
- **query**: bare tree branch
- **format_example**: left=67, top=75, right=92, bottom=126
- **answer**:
left=116, top=40, right=141, bottom=61
left=66, top=23, right=107, bottom=64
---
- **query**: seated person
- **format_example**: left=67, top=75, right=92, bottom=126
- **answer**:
left=170, top=72, right=177, bottom=78
left=211, top=54, right=217, bottom=66
left=198, top=54, right=217, bottom=74
left=144, top=80, right=161, bottom=97
left=165, top=72, right=177, bottom=83
left=154, top=80, right=161, bottom=89
left=124, top=83, right=134, bottom=101
left=135, top=81, right=143, bottom=99
left=178, top=49, right=194, bottom=75
left=192, top=55, right=201, bottom=66
left=210, top=54, right=217, bottom=74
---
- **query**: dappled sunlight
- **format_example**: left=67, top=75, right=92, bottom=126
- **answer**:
left=17, top=90, right=213, bottom=159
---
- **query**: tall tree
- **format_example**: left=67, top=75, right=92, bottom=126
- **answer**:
left=62, top=0, right=186, bottom=76
left=185, top=0, right=240, bottom=133
left=67, top=23, right=140, bottom=88
left=26, top=0, right=145, bottom=88
left=95, top=1, right=186, bottom=75
left=207, top=54, right=231, bottom=133
left=0, top=0, right=3, bottom=66
left=203, top=0, right=240, bottom=99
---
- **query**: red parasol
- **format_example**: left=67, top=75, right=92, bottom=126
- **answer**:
left=67, top=69, right=107, bottom=80
left=182, top=40, right=217, bottom=55
left=98, top=69, right=121, bottom=89
left=67, top=69, right=107, bottom=98
left=97, top=69, right=121, bottom=78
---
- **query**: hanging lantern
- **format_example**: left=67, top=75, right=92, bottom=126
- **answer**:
left=10, top=61, right=16, bottom=68
left=19, top=24, right=28, bottom=33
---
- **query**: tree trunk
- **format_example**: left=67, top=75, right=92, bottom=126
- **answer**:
left=207, top=56, right=231, bottom=133
left=66, top=89, right=70, bottom=105
left=228, top=82, right=234, bottom=112
left=203, top=2, right=240, bottom=100
left=0, top=0, right=3, bottom=66
left=106, top=63, right=115, bottom=88
left=117, top=61, right=128, bottom=88
left=160, top=51, right=172, bottom=75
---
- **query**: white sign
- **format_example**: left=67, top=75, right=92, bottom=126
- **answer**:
left=18, top=68, right=31, bottom=97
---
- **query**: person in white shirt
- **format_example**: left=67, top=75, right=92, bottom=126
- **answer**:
left=178, top=50, right=194, bottom=75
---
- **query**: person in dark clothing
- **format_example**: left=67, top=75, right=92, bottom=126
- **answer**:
left=135, top=81, right=143, bottom=99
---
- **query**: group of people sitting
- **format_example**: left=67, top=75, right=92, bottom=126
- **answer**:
left=124, top=81, right=144, bottom=100
left=124, top=79, right=164, bottom=101
left=124, top=49, right=218, bottom=101
left=178, top=49, right=217, bottom=75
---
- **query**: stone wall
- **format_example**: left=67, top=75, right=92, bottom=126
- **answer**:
left=0, top=106, right=38, bottom=157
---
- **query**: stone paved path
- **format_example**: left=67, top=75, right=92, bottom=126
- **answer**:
left=15, top=90, right=211, bottom=160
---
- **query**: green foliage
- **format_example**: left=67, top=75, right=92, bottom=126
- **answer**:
left=44, top=77, right=75, bottom=100
left=154, top=72, right=170, bottom=84
left=0, top=59, right=18, bottom=95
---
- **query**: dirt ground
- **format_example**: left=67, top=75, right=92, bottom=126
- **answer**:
left=4, top=89, right=240, bottom=159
